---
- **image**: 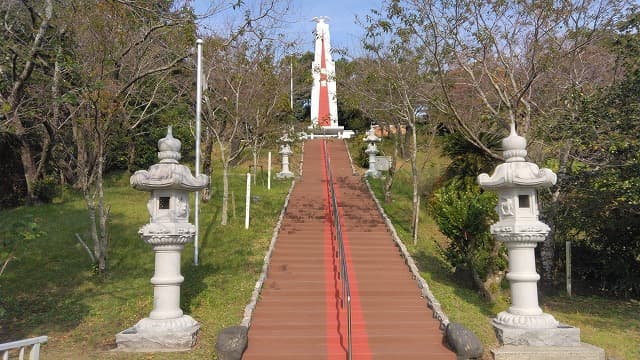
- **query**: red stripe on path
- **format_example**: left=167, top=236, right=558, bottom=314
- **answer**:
left=323, top=141, right=372, bottom=360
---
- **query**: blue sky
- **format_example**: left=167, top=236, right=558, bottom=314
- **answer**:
left=192, top=0, right=384, bottom=55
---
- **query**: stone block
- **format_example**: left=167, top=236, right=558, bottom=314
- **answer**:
left=445, top=322, right=483, bottom=359
left=493, top=322, right=580, bottom=346
left=276, top=171, right=294, bottom=179
left=215, top=326, right=248, bottom=360
left=492, top=343, right=605, bottom=360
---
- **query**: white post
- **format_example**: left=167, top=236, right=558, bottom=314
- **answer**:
left=194, top=38, right=203, bottom=266
left=245, top=173, right=251, bottom=229
left=268, top=151, right=271, bottom=190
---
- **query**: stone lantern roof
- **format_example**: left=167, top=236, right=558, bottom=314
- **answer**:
left=364, top=127, right=380, bottom=143
left=130, top=126, right=209, bottom=192
left=478, top=123, right=556, bottom=189
left=280, top=132, right=292, bottom=143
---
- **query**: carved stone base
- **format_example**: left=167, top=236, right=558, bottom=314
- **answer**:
left=494, top=310, right=559, bottom=329
left=492, top=343, right=605, bottom=360
left=493, top=321, right=580, bottom=346
left=115, top=315, right=199, bottom=352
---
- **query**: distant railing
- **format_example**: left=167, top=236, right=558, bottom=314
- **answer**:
left=0, top=336, right=48, bottom=360
left=323, top=140, right=352, bottom=360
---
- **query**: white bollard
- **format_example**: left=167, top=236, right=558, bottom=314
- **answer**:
left=245, top=173, right=251, bottom=229
left=268, top=152, right=271, bottom=190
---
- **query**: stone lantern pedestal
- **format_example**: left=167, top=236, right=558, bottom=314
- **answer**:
left=479, top=124, right=603, bottom=359
left=116, top=127, right=209, bottom=352
left=276, top=132, right=294, bottom=179
left=364, top=127, right=381, bottom=178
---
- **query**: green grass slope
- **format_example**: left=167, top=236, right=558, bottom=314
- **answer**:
left=0, top=162, right=292, bottom=359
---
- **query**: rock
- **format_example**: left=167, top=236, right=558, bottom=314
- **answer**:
left=445, top=322, right=483, bottom=360
left=215, top=326, right=248, bottom=360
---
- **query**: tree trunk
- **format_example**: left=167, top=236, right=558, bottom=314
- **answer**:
left=126, top=134, right=136, bottom=173
left=72, top=118, right=88, bottom=189
left=201, top=130, right=213, bottom=202
left=86, top=193, right=100, bottom=269
left=229, top=137, right=242, bottom=166
left=410, top=124, right=420, bottom=245
left=12, top=115, right=39, bottom=203
left=18, top=135, right=39, bottom=204
left=401, top=124, right=411, bottom=159
left=252, top=146, right=258, bottom=185
left=96, top=144, right=108, bottom=274
left=383, top=131, right=399, bottom=203
left=221, top=163, right=229, bottom=225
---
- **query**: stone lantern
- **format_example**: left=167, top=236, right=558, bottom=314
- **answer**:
left=364, top=126, right=381, bottom=178
left=116, top=126, right=209, bottom=351
left=478, top=123, right=581, bottom=346
left=276, top=132, right=294, bottom=179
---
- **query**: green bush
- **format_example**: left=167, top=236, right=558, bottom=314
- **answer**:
left=33, top=175, right=61, bottom=203
left=354, top=141, right=370, bottom=168
left=429, top=178, right=505, bottom=297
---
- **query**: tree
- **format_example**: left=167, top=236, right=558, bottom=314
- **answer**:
left=370, top=0, right=630, bottom=283
left=349, top=25, right=440, bottom=245
left=197, top=0, right=292, bottom=224
left=553, top=11, right=640, bottom=298
left=0, top=0, right=56, bottom=203
left=202, top=26, right=291, bottom=225
left=57, top=0, right=195, bottom=273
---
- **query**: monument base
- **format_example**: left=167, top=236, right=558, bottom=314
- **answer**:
left=115, top=315, right=200, bottom=352
left=492, top=343, right=605, bottom=360
left=305, top=126, right=355, bottom=139
left=276, top=171, right=294, bottom=179
left=493, top=321, right=580, bottom=346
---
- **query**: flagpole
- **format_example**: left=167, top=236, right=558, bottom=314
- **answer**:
left=194, top=38, right=203, bottom=266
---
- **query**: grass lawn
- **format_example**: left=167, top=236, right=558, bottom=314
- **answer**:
left=356, top=138, right=640, bottom=360
left=0, top=148, right=297, bottom=359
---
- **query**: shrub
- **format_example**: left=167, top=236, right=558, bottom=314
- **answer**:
left=429, top=178, right=506, bottom=301
left=34, top=175, right=61, bottom=203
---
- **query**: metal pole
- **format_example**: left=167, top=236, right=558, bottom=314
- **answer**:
left=267, top=151, right=271, bottom=190
left=290, top=57, right=293, bottom=110
left=194, top=38, right=203, bottom=266
left=245, top=173, right=251, bottom=229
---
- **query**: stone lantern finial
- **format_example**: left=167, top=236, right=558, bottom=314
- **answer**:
left=502, top=122, right=527, bottom=162
left=158, top=126, right=182, bottom=163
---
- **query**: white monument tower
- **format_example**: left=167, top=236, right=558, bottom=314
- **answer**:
left=309, top=17, right=353, bottom=139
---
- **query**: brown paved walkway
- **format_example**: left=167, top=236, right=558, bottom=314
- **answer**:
left=243, top=139, right=455, bottom=360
